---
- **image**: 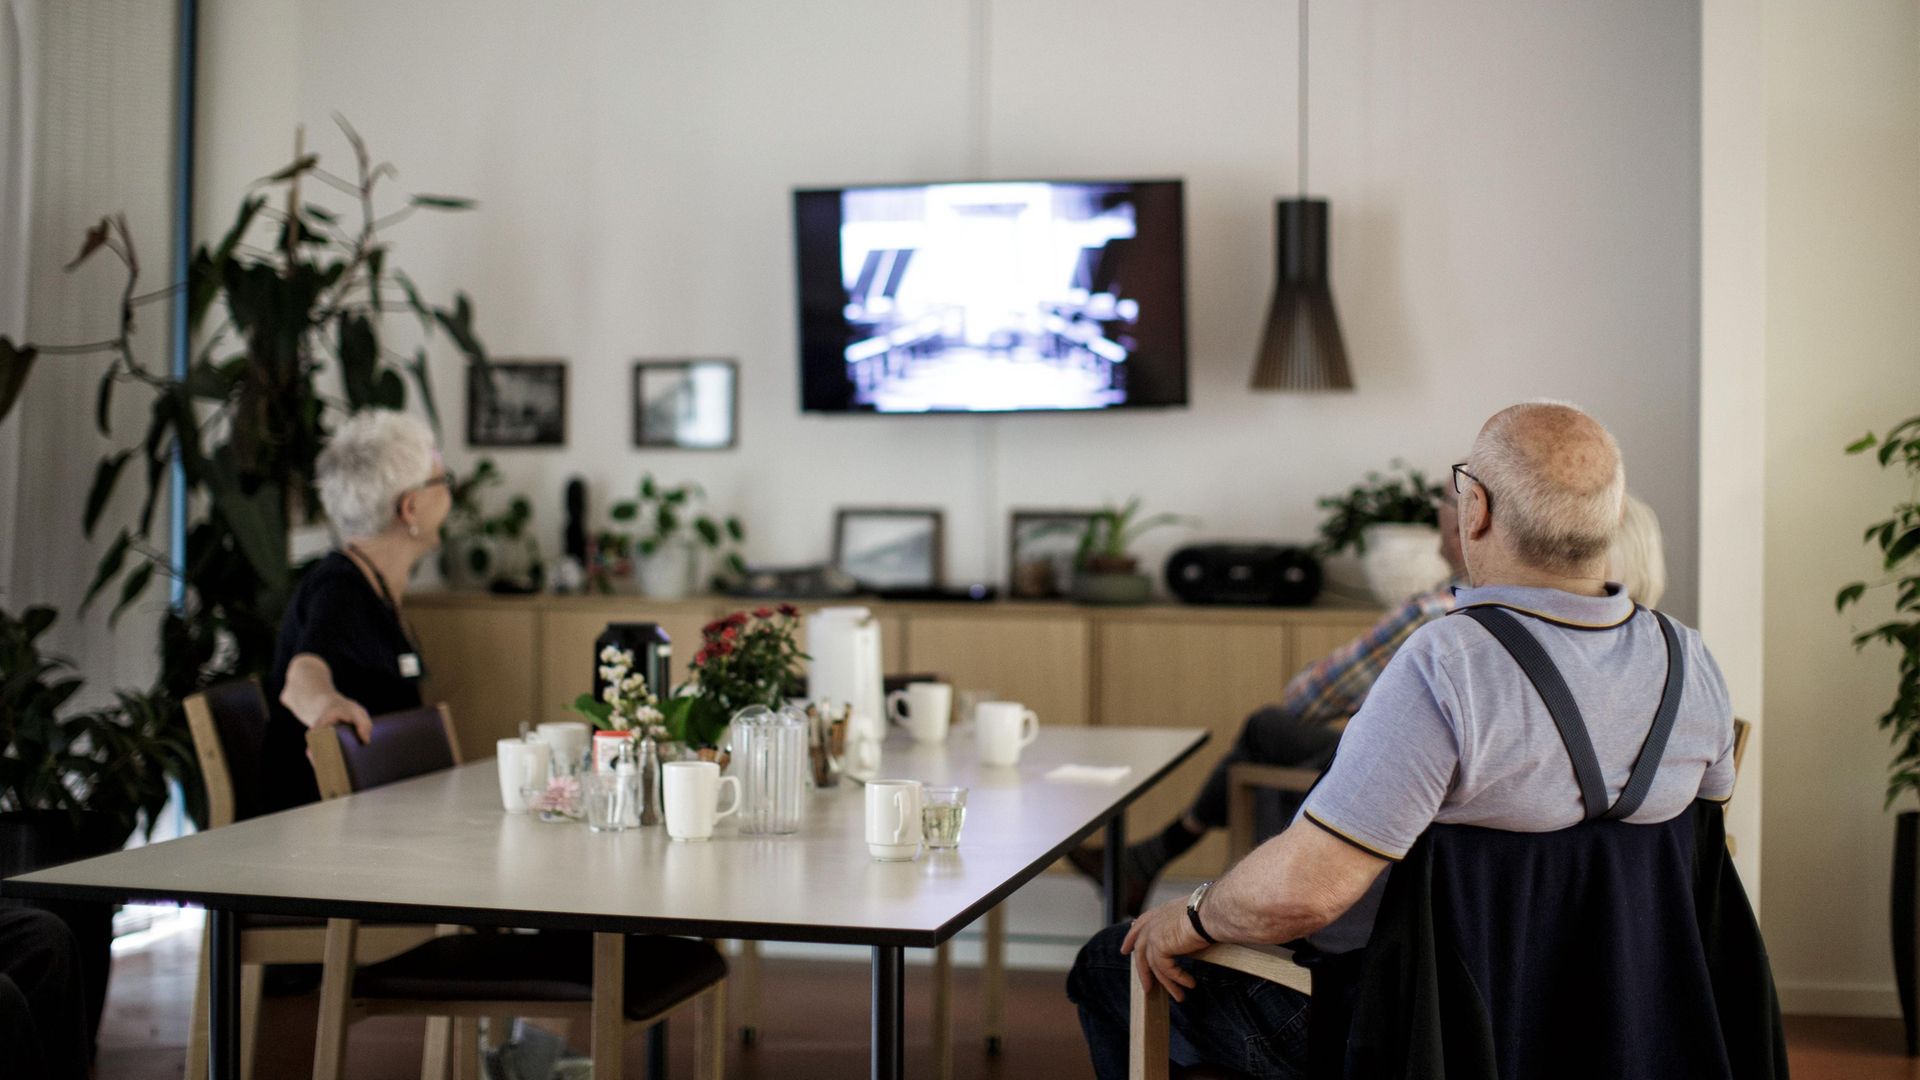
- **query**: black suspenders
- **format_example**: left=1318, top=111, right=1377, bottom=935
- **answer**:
left=1456, top=604, right=1686, bottom=822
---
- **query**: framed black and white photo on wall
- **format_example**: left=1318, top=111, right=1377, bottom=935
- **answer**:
left=1008, top=509, right=1096, bottom=599
left=633, top=359, right=738, bottom=450
left=467, top=359, right=567, bottom=448
left=833, top=508, right=944, bottom=591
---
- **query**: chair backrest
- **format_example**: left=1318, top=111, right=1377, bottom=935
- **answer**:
left=1341, top=801, right=1782, bottom=1079
left=305, top=704, right=461, bottom=800
left=183, top=679, right=273, bottom=828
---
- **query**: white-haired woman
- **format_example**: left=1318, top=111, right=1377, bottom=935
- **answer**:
left=1607, top=493, right=1667, bottom=609
left=261, top=410, right=452, bottom=812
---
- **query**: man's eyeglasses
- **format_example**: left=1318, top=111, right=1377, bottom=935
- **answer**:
left=1451, top=463, right=1485, bottom=503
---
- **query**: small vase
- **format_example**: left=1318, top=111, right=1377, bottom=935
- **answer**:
left=1360, top=523, right=1449, bottom=606
left=637, top=542, right=697, bottom=600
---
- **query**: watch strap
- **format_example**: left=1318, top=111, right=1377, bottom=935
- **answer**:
left=1186, top=882, right=1218, bottom=945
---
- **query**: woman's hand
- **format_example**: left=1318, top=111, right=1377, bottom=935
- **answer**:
left=309, top=692, right=373, bottom=744
left=283, top=654, right=373, bottom=743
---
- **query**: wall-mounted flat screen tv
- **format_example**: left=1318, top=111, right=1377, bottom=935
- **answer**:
left=794, top=179, right=1188, bottom=414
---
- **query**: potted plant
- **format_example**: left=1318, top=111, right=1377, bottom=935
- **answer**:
left=0, top=119, right=491, bottom=827
left=441, top=458, right=542, bottom=593
left=0, top=605, right=195, bottom=1050
left=1071, top=498, right=1193, bottom=605
left=1315, top=461, right=1449, bottom=605
left=1836, top=414, right=1920, bottom=1053
left=605, top=475, right=746, bottom=600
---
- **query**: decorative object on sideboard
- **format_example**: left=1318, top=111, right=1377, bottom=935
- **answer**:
left=564, top=477, right=589, bottom=563
left=601, top=474, right=747, bottom=598
left=1070, top=498, right=1194, bottom=606
left=833, top=507, right=945, bottom=591
left=439, top=458, right=542, bottom=593
left=1251, top=0, right=1353, bottom=392
left=1165, top=544, right=1323, bottom=607
left=1008, top=509, right=1098, bottom=600
left=1315, top=462, right=1447, bottom=605
left=468, top=359, right=567, bottom=447
left=1834, top=413, right=1920, bottom=1054
left=0, top=120, right=492, bottom=841
left=633, top=359, right=739, bottom=449
left=727, top=562, right=859, bottom=600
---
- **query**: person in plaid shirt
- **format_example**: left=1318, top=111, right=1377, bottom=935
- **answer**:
left=1069, top=490, right=1465, bottom=915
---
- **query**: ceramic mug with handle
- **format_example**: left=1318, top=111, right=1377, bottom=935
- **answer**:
left=886, top=682, right=953, bottom=744
left=864, top=779, right=924, bottom=861
left=663, top=761, right=742, bottom=842
left=496, top=737, right=552, bottom=812
left=975, top=701, right=1040, bottom=766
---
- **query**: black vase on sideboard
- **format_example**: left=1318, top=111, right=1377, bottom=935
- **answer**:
left=1893, top=810, right=1920, bottom=1055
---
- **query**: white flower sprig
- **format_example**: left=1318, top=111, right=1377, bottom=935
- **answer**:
left=595, top=645, right=668, bottom=740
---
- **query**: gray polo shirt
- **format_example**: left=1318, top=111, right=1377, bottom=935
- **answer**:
left=1301, top=581, right=1736, bottom=863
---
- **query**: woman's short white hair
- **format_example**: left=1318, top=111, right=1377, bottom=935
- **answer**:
left=316, top=410, right=438, bottom=539
left=1608, top=493, right=1666, bottom=608
left=1470, top=400, right=1626, bottom=574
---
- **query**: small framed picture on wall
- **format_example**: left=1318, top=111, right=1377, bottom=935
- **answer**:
left=633, top=359, right=738, bottom=450
left=467, top=359, right=567, bottom=448
left=1008, top=509, right=1096, bottom=599
left=833, top=508, right=944, bottom=591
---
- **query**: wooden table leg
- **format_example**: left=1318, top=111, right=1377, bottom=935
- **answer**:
left=208, top=908, right=240, bottom=1080
left=871, top=945, right=904, bottom=1080
left=932, top=941, right=953, bottom=1080
left=983, top=904, right=1006, bottom=1055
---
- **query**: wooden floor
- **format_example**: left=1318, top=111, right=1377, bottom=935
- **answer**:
left=93, top=914, right=1920, bottom=1079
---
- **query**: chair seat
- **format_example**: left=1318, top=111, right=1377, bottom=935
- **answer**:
left=351, top=932, right=726, bottom=1019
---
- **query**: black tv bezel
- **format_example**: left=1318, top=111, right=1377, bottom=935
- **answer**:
left=792, top=177, right=1191, bottom=417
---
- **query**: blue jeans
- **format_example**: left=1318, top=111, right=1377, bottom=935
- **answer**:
left=1067, top=922, right=1311, bottom=1080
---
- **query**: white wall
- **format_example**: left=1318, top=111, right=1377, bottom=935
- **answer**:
left=183, top=0, right=1702, bottom=623
left=1750, top=0, right=1920, bottom=1018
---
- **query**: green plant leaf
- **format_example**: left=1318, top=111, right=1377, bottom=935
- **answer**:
left=0, top=337, right=39, bottom=428
left=302, top=203, right=338, bottom=224
left=725, top=517, right=744, bottom=541
left=84, top=451, right=133, bottom=538
left=94, top=371, right=115, bottom=436
left=640, top=475, right=658, bottom=499
left=1848, top=433, right=1879, bottom=454
left=411, top=194, right=476, bottom=210
left=694, top=518, right=720, bottom=546
left=406, top=348, right=440, bottom=435
left=336, top=314, right=381, bottom=409
left=110, top=561, right=155, bottom=626
left=610, top=502, right=637, bottom=522
left=260, top=153, right=320, bottom=183
left=1837, top=582, right=1868, bottom=612
left=83, top=531, right=131, bottom=610
left=433, top=293, right=489, bottom=365
left=64, top=218, right=113, bottom=271
left=1890, top=527, right=1920, bottom=569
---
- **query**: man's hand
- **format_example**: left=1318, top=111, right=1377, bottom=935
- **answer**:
left=1121, top=896, right=1209, bottom=1002
left=308, top=692, right=373, bottom=744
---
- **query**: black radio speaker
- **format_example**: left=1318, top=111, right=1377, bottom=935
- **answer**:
left=1164, top=544, right=1323, bottom=606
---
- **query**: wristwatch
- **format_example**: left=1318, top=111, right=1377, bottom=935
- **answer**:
left=1186, top=880, right=1218, bottom=945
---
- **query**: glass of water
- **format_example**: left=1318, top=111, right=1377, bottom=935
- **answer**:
left=584, top=773, right=635, bottom=833
left=922, top=786, right=968, bottom=850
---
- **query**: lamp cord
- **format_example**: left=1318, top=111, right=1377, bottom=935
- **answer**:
left=1298, top=0, right=1309, bottom=197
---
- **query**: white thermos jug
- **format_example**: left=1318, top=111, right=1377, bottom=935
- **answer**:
left=805, top=606, right=886, bottom=749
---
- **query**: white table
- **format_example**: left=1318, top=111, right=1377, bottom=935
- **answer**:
left=3, top=725, right=1206, bottom=1079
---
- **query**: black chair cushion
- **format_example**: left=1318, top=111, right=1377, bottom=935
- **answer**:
left=334, top=707, right=457, bottom=793
left=351, top=932, right=726, bottom=1019
left=202, top=679, right=272, bottom=822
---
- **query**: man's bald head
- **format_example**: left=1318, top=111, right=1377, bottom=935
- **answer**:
left=1466, top=402, right=1625, bottom=575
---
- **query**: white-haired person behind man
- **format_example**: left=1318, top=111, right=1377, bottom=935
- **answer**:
left=1067, top=403, right=1739, bottom=1078
left=261, top=409, right=453, bottom=813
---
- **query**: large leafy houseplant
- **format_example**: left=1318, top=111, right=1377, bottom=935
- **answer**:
left=1314, top=461, right=1445, bottom=556
left=1836, top=415, right=1920, bottom=807
left=596, top=474, right=746, bottom=595
left=0, top=120, right=490, bottom=825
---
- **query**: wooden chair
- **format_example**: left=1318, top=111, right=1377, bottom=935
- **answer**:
left=306, top=705, right=728, bottom=1080
left=183, top=680, right=438, bottom=1080
left=1132, top=943, right=1313, bottom=1080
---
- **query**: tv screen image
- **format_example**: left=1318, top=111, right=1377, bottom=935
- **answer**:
left=795, top=180, right=1187, bottom=414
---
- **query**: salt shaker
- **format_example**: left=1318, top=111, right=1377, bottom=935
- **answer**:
left=636, top=737, right=661, bottom=826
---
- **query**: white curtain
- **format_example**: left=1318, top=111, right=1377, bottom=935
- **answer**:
left=0, top=0, right=39, bottom=603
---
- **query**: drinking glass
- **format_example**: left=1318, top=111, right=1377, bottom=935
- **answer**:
left=921, top=786, right=968, bottom=850
left=584, top=773, right=635, bottom=833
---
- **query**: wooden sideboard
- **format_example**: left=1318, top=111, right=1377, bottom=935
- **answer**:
left=406, top=592, right=1383, bottom=880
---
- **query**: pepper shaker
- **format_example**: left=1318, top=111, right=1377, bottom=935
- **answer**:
left=636, top=737, right=661, bottom=826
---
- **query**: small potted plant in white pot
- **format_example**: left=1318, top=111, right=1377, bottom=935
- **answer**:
left=1315, top=461, right=1449, bottom=606
left=1071, top=498, right=1192, bottom=605
left=607, top=475, right=745, bottom=600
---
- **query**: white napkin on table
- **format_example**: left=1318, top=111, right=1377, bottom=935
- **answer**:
left=1045, top=764, right=1133, bottom=785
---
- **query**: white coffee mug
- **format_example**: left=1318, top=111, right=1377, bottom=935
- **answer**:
left=496, top=738, right=552, bottom=812
left=663, top=761, right=741, bottom=842
left=887, top=682, right=953, bottom=744
left=536, top=721, right=591, bottom=773
left=864, top=779, right=924, bottom=861
left=975, top=701, right=1040, bottom=766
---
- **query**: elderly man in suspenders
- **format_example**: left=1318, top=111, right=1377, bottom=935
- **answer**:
left=1067, top=402, right=1751, bottom=1079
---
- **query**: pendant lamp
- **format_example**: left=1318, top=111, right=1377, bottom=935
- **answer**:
left=1252, top=0, right=1353, bottom=391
